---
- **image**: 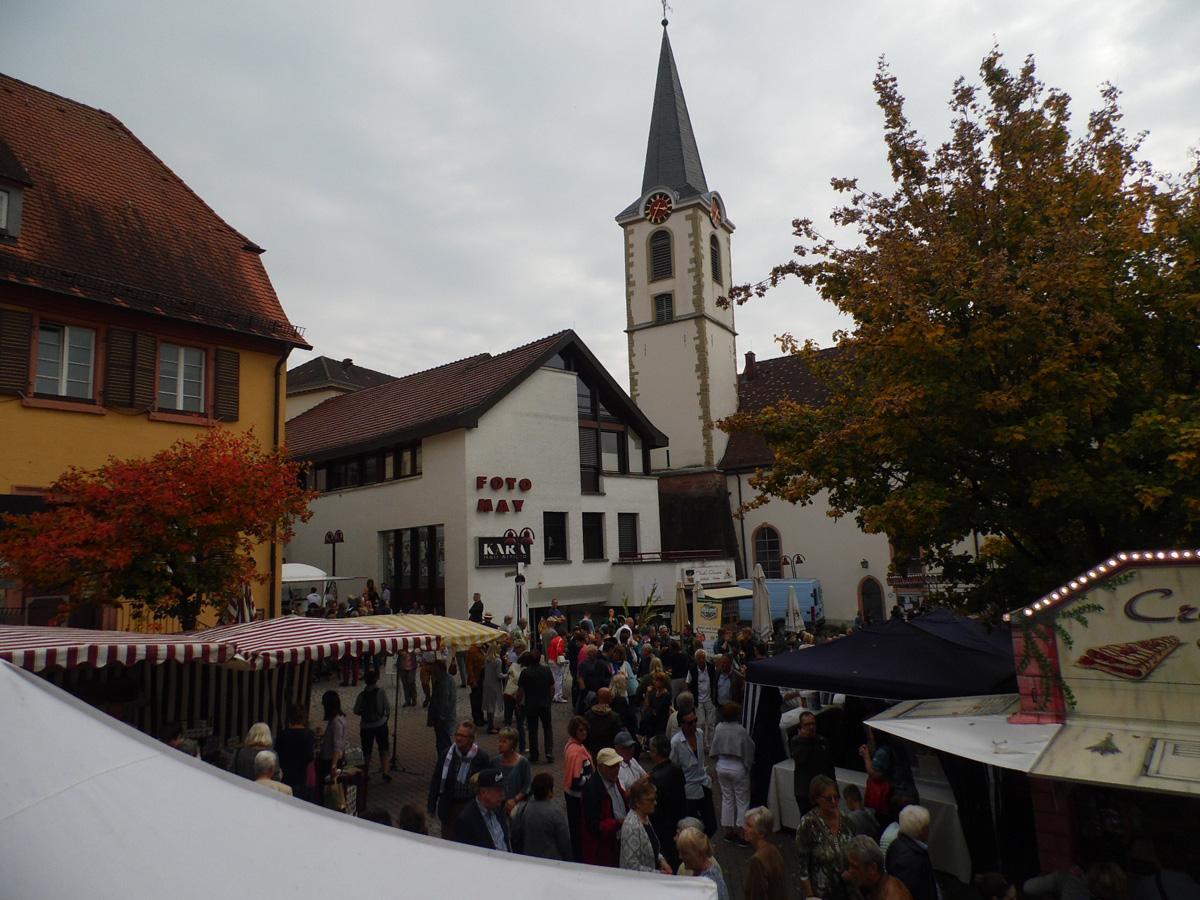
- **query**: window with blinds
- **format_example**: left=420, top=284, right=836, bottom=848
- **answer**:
left=579, top=426, right=600, bottom=493
left=649, top=230, right=673, bottom=281
left=617, top=513, right=639, bottom=559
left=654, top=293, right=673, bottom=324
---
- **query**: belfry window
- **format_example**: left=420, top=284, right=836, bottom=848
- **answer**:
left=649, top=230, right=673, bottom=281
left=710, top=234, right=723, bottom=285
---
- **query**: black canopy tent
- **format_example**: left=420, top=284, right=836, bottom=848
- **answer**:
left=743, top=610, right=1023, bottom=876
left=745, top=609, right=1016, bottom=700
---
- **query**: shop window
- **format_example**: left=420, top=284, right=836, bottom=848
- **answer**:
left=754, top=525, right=783, bottom=579
left=158, top=343, right=205, bottom=412
left=618, top=513, right=639, bottom=559
left=582, top=512, right=605, bottom=561
left=35, top=323, right=95, bottom=399
left=543, top=511, right=568, bottom=562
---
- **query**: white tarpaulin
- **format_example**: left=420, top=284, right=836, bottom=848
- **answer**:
left=0, top=660, right=717, bottom=900
left=868, top=694, right=1060, bottom=772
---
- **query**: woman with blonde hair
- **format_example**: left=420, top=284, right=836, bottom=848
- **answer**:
left=228, top=722, right=272, bottom=780
left=677, top=827, right=729, bottom=900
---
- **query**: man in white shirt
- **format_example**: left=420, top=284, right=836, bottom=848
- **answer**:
left=686, top=649, right=718, bottom=744
left=614, top=731, right=647, bottom=791
left=306, top=586, right=323, bottom=609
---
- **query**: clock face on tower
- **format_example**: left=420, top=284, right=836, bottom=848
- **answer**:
left=643, top=192, right=673, bottom=224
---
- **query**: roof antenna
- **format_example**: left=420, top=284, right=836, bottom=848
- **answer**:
left=661, top=0, right=671, bottom=27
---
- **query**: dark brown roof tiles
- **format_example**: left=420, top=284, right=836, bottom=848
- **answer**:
left=719, top=348, right=840, bottom=471
left=0, top=73, right=305, bottom=346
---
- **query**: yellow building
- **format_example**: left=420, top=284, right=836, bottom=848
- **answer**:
left=0, top=73, right=308, bottom=629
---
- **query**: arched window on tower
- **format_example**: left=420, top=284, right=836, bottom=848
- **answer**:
left=753, top=525, right=783, bottom=579
left=649, top=230, right=673, bottom=282
left=710, top=234, right=722, bottom=285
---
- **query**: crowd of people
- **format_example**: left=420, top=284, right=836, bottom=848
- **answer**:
left=176, top=597, right=1197, bottom=900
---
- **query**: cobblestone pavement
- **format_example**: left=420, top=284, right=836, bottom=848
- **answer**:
left=311, top=666, right=800, bottom=900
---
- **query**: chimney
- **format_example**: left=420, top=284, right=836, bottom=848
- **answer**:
left=743, top=350, right=757, bottom=381
left=341, top=358, right=353, bottom=372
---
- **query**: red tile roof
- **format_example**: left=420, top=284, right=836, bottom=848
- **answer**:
left=0, top=73, right=306, bottom=346
left=287, top=356, right=398, bottom=395
left=719, top=348, right=840, bottom=471
left=287, top=330, right=668, bottom=460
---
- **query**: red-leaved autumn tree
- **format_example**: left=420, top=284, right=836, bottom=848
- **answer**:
left=0, top=428, right=315, bottom=629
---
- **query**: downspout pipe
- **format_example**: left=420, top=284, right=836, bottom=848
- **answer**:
left=270, top=352, right=288, bottom=619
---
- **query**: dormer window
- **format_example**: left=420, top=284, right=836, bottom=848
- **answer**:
left=0, top=185, right=23, bottom=238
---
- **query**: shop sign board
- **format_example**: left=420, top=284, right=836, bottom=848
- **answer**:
left=1040, top=562, right=1200, bottom=725
left=476, top=537, right=531, bottom=568
left=693, top=598, right=722, bottom=642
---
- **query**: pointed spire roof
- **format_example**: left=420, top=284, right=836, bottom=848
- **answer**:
left=618, top=22, right=709, bottom=219
left=642, top=24, right=707, bottom=197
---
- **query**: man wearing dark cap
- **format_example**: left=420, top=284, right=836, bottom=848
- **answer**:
left=614, top=731, right=647, bottom=791
left=451, top=767, right=511, bottom=852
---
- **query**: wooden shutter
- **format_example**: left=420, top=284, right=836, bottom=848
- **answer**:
left=213, top=348, right=240, bottom=421
left=0, top=308, right=31, bottom=395
left=649, top=230, right=673, bottom=281
left=654, top=293, right=674, bottom=324
left=710, top=234, right=723, bottom=285
left=104, top=328, right=157, bottom=408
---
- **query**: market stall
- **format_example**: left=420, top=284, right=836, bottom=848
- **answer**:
left=352, top=613, right=501, bottom=651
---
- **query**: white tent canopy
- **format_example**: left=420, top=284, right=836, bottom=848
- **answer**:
left=281, top=562, right=360, bottom=584
left=0, top=660, right=717, bottom=900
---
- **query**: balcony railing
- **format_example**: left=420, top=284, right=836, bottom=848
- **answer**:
left=615, top=549, right=725, bottom=564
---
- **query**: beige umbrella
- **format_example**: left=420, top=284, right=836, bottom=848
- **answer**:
left=752, top=563, right=773, bottom=645
left=672, top=581, right=690, bottom=634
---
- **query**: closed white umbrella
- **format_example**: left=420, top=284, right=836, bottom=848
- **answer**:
left=752, top=563, right=773, bottom=645
left=785, top=584, right=803, bottom=633
left=672, top=581, right=690, bottom=634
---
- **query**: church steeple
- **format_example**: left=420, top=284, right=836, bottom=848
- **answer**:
left=616, top=20, right=738, bottom=472
left=641, top=24, right=708, bottom=199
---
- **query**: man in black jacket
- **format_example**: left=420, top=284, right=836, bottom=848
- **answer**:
left=451, top=767, right=511, bottom=851
left=789, top=710, right=835, bottom=817
left=647, top=734, right=687, bottom=870
left=886, top=805, right=937, bottom=900
left=428, top=720, right=491, bottom=841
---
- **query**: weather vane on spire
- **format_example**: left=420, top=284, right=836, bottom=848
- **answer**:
left=661, top=0, right=671, bottom=26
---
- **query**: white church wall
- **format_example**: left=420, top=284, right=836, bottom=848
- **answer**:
left=728, top=472, right=893, bottom=626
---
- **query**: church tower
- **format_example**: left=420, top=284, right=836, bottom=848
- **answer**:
left=617, top=20, right=738, bottom=471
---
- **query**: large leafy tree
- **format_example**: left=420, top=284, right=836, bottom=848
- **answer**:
left=0, top=428, right=315, bottom=629
left=723, top=50, right=1200, bottom=619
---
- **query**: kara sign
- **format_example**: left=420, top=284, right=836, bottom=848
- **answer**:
left=476, top=537, right=531, bottom=568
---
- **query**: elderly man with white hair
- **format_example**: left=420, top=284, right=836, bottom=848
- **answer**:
left=885, top=805, right=937, bottom=900
left=253, top=750, right=293, bottom=796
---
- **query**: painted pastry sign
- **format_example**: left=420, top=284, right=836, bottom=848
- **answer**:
left=1075, top=635, right=1181, bottom=680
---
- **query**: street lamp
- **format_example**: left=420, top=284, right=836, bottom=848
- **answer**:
left=503, top=527, right=536, bottom=558
left=324, top=529, right=344, bottom=576
left=784, top=553, right=805, bottom=578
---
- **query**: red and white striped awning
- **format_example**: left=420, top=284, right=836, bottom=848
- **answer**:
left=199, top=616, right=438, bottom=669
left=0, top=625, right=237, bottom=672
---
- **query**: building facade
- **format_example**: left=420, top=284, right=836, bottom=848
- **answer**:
left=284, top=331, right=730, bottom=621
left=0, top=73, right=308, bottom=628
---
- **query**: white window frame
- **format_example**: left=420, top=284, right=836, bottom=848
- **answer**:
left=35, top=323, right=95, bottom=399
left=158, top=343, right=206, bottom=412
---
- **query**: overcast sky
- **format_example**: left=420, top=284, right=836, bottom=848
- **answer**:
left=3, top=1, right=1197, bottom=388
